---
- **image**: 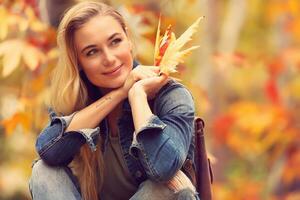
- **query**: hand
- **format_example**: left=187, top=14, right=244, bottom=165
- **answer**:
left=120, top=65, right=160, bottom=97
left=128, top=73, right=169, bottom=100
left=166, top=170, right=196, bottom=193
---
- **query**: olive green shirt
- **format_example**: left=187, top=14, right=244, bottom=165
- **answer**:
left=101, top=131, right=138, bottom=200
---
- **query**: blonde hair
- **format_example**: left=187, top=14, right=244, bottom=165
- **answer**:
left=50, top=1, right=128, bottom=199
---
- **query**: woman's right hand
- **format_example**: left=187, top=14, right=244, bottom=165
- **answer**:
left=120, top=65, right=160, bottom=96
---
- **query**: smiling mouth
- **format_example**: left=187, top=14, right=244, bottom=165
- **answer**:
left=103, top=64, right=123, bottom=75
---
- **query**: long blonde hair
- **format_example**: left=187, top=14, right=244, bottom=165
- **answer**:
left=50, top=2, right=128, bottom=199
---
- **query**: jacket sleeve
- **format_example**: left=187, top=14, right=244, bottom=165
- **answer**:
left=35, top=109, right=100, bottom=166
left=129, top=82, right=195, bottom=182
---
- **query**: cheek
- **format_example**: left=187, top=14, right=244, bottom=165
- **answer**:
left=79, top=56, right=102, bottom=77
left=80, top=61, right=101, bottom=83
left=119, top=41, right=133, bottom=61
left=82, top=66, right=99, bottom=81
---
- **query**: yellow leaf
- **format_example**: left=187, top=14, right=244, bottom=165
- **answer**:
left=153, top=15, right=161, bottom=63
left=0, top=6, right=8, bottom=40
left=19, top=17, right=29, bottom=32
left=30, top=20, right=47, bottom=32
left=24, top=6, right=35, bottom=21
left=47, top=48, right=59, bottom=60
left=7, top=14, right=29, bottom=32
left=156, top=16, right=204, bottom=75
left=284, top=75, right=300, bottom=99
left=23, top=43, right=43, bottom=71
left=0, top=39, right=24, bottom=77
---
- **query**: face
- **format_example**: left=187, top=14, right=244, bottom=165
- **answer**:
left=74, top=14, right=133, bottom=90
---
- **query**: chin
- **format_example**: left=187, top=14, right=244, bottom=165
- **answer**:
left=103, top=79, right=125, bottom=89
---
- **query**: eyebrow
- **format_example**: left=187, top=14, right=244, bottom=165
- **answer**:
left=80, top=32, right=122, bottom=53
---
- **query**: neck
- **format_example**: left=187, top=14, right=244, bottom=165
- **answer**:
left=99, top=87, right=112, bottom=95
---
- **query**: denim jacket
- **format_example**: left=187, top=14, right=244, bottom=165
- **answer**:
left=35, top=63, right=196, bottom=185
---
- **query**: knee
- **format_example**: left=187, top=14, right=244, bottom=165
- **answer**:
left=29, top=160, right=82, bottom=200
left=30, top=160, right=56, bottom=183
left=29, top=159, right=66, bottom=189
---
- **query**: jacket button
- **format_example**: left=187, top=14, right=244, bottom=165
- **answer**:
left=135, top=170, right=142, bottom=178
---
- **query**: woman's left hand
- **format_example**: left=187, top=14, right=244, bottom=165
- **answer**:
left=128, top=73, right=169, bottom=100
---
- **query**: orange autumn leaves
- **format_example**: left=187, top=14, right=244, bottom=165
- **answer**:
left=0, top=2, right=56, bottom=136
left=0, top=39, right=46, bottom=76
left=0, top=4, right=56, bottom=77
left=0, top=112, right=31, bottom=136
left=212, top=102, right=296, bottom=158
left=266, top=0, right=300, bottom=41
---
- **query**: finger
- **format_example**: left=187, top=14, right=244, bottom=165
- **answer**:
left=145, top=70, right=160, bottom=78
left=136, top=67, right=158, bottom=77
left=149, top=66, right=160, bottom=73
left=145, top=69, right=159, bottom=77
left=157, top=73, right=169, bottom=84
left=140, top=70, right=157, bottom=79
left=139, top=65, right=160, bottom=75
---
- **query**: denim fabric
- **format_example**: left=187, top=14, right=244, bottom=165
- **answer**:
left=29, top=160, right=197, bottom=200
left=29, top=160, right=82, bottom=200
left=35, top=61, right=196, bottom=185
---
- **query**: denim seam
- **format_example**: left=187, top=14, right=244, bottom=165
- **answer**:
left=135, top=115, right=166, bottom=135
left=39, top=117, right=67, bottom=156
left=77, top=127, right=100, bottom=152
left=39, top=115, right=99, bottom=155
left=136, top=141, right=162, bottom=182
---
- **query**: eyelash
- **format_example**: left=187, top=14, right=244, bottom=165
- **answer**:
left=111, top=38, right=122, bottom=46
left=86, top=38, right=122, bottom=57
left=86, top=49, right=98, bottom=56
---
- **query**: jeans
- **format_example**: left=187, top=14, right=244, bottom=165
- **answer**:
left=29, top=160, right=197, bottom=200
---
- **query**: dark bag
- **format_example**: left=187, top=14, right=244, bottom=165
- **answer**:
left=182, top=117, right=213, bottom=200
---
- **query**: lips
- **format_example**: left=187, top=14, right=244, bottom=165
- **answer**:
left=103, top=64, right=123, bottom=75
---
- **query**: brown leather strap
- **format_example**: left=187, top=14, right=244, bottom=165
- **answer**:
left=194, top=117, right=213, bottom=200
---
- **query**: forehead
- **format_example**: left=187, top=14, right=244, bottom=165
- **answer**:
left=74, top=15, right=124, bottom=47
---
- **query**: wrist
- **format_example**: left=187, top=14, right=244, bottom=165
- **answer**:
left=128, top=85, right=147, bottom=102
left=117, top=86, right=129, bottom=99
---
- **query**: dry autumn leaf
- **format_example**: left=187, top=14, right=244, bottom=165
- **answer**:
left=0, top=39, right=45, bottom=77
left=0, top=6, right=8, bottom=40
left=154, top=16, right=204, bottom=75
left=0, top=112, right=31, bottom=136
left=23, top=43, right=46, bottom=70
left=0, top=39, right=23, bottom=77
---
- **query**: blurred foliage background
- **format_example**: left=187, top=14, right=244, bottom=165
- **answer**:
left=0, top=0, right=299, bottom=199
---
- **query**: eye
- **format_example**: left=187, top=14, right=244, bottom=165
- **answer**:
left=86, top=49, right=98, bottom=56
left=111, top=38, right=122, bottom=46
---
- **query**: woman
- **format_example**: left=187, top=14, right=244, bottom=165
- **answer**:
left=29, top=1, right=197, bottom=200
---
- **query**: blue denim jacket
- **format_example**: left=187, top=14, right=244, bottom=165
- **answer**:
left=35, top=63, right=195, bottom=185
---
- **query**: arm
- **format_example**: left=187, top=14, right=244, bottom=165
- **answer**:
left=66, top=64, right=160, bottom=131
left=129, top=79, right=195, bottom=182
left=36, top=64, right=159, bottom=166
left=36, top=88, right=126, bottom=166
left=65, top=88, right=126, bottom=131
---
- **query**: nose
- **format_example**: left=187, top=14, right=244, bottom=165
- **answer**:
left=102, top=48, right=116, bottom=67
